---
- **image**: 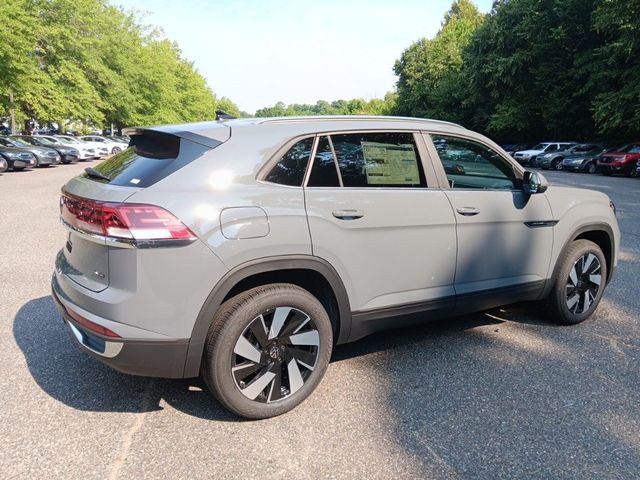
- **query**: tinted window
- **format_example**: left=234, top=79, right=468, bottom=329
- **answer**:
left=86, top=132, right=212, bottom=188
left=307, top=136, right=340, bottom=187
left=331, top=132, right=426, bottom=187
left=432, top=135, right=518, bottom=190
left=265, top=137, right=313, bottom=186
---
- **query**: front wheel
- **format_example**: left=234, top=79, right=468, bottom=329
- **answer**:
left=111, top=146, right=121, bottom=154
left=547, top=239, right=607, bottom=325
left=551, top=158, right=563, bottom=170
left=626, top=164, right=638, bottom=177
left=202, top=284, right=333, bottom=419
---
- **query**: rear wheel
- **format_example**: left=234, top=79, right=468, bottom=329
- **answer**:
left=202, top=283, right=333, bottom=419
left=547, top=239, right=606, bottom=325
left=586, top=162, right=596, bottom=174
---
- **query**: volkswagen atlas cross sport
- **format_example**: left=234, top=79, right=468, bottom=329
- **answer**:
left=52, top=116, right=620, bottom=419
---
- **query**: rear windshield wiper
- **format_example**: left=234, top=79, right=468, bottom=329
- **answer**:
left=84, top=167, right=111, bottom=182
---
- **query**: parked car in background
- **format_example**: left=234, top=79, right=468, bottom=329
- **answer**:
left=537, top=143, right=604, bottom=170
left=0, top=146, right=36, bottom=170
left=13, top=136, right=79, bottom=163
left=52, top=116, right=619, bottom=419
left=55, top=135, right=108, bottom=158
left=513, top=142, right=576, bottom=166
left=0, top=156, right=8, bottom=173
left=501, top=144, right=532, bottom=157
left=80, top=135, right=128, bottom=154
left=561, top=144, right=608, bottom=173
left=107, top=135, right=130, bottom=144
left=35, top=135, right=97, bottom=160
left=0, top=136, right=61, bottom=167
left=597, top=143, right=640, bottom=177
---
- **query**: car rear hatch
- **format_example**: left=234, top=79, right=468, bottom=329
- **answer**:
left=58, top=123, right=230, bottom=292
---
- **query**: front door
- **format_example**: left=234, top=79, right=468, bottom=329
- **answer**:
left=427, top=133, right=554, bottom=296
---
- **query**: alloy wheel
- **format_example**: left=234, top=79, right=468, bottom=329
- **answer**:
left=565, top=253, right=602, bottom=314
left=232, top=306, right=320, bottom=403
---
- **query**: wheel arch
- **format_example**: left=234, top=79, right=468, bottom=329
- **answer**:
left=543, top=223, right=615, bottom=298
left=182, top=255, right=352, bottom=378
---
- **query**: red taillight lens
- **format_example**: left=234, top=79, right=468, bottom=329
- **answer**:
left=60, top=194, right=196, bottom=242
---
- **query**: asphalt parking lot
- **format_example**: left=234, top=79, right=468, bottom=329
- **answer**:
left=1, top=163, right=638, bottom=479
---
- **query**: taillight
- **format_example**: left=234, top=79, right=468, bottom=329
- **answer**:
left=60, top=194, right=196, bottom=244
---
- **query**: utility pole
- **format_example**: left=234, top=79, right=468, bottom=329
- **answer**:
left=9, top=92, right=16, bottom=134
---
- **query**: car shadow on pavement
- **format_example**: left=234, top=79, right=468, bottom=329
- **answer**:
left=13, top=295, right=238, bottom=422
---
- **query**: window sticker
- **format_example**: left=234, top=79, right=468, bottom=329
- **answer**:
left=361, top=142, right=420, bottom=185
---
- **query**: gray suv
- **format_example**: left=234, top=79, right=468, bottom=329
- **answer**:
left=52, top=116, right=619, bottom=419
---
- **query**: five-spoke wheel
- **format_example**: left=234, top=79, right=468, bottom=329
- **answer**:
left=202, top=284, right=333, bottom=419
left=232, top=306, right=320, bottom=403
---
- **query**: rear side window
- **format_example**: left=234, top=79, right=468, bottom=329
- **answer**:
left=84, top=132, right=212, bottom=188
left=331, top=132, right=426, bottom=187
left=264, top=137, right=313, bottom=186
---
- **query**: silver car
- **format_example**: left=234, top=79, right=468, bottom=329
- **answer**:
left=52, top=116, right=620, bottom=419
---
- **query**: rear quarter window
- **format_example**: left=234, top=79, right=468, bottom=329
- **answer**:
left=85, top=132, right=213, bottom=188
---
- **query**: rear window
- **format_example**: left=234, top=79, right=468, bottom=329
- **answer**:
left=84, top=132, right=212, bottom=187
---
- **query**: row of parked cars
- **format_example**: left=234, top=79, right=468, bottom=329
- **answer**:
left=503, top=142, right=640, bottom=177
left=0, top=134, right=129, bottom=172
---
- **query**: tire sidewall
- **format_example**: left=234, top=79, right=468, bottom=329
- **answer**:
left=205, top=285, right=333, bottom=419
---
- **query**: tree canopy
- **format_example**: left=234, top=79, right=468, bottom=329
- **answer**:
left=254, top=93, right=397, bottom=118
left=393, top=0, right=640, bottom=142
left=0, top=0, right=239, bottom=131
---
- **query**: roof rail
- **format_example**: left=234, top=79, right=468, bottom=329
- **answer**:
left=255, top=115, right=463, bottom=128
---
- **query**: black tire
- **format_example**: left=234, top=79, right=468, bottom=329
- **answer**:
left=626, top=164, right=638, bottom=177
left=202, top=283, right=333, bottom=419
left=586, top=162, right=596, bottom=174
left=551, top=158, right=563, bottom=170
left=111, top=147, right=121, bottom=154
left=546, top=239, right=607, bottom=325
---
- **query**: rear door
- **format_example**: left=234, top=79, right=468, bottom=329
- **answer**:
left=303, top=131, right=457, bottom=314
left=426, top=133, right=553, bottom=296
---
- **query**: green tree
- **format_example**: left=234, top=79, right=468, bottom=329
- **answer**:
left=393, top=0, right=485, bottom=119
left=588, top=0, right=640, bottom=139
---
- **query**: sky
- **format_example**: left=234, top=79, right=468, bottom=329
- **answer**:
left=112, top=0, right=494, bottom=113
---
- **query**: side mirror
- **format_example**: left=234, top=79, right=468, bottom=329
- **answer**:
left=523, top=170, right=548, bottom=194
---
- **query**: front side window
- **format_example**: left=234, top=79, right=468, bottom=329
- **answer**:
left=264, top=137, right=314, bottom=186
left=431, top=135, right=519, bottom=190
left=330, top=132, right=426, bottom=187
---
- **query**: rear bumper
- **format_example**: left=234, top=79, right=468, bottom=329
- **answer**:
left=52, top=275, right=190, bottom=378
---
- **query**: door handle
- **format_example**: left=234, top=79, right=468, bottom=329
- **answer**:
left=456, top=207, right=480, bottom=216
left=332, top=210, right=364, bottom=220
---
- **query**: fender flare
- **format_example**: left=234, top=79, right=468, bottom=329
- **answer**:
left=182, top=255, right=352, bottom=377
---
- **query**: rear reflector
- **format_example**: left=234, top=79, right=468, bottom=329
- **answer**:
left=60, top=193, right=196, bottom=243
left=65, top=305, right=120, bottom=338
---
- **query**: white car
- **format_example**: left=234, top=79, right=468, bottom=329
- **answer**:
left=513, top=142, right=576, bottom=166
left=80, top=135, right=128, bottom=155
left=55, top=135, right=109, bottom=158
left=37, top=135, right=98, bottom=160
